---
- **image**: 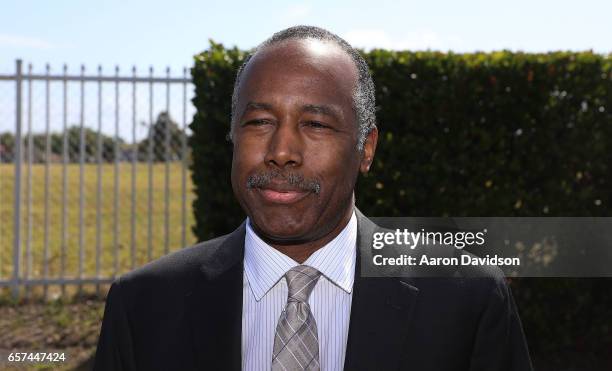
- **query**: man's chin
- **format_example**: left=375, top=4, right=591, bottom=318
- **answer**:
left=249, top=215, right=313, bottom=243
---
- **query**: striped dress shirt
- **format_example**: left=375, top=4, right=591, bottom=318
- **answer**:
left=242, top=211, right=357, bottom=371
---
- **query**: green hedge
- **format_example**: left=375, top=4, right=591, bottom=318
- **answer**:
left=189, top=42, right=612, bottom=359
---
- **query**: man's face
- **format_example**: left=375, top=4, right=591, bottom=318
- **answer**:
left=231, top=39, right=376, bottom=245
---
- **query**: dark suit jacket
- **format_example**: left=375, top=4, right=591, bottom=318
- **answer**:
left=94, top=209, right=533, bottom=371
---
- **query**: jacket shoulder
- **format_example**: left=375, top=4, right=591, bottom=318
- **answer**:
left=118, top=233, right=232, bottom=292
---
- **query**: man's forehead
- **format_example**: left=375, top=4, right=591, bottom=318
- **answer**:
left=233, top=38, right=359, bottom=126
left=259, top=38, right=346, bottom=58
left=247, top=38, right=356, bottom=77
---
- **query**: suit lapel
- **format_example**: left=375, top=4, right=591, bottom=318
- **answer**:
left=344, top=210, right=420, bottom=370
left=187, top=222, right=245, bottom=371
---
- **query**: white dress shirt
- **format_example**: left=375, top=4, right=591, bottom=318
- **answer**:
left=242, top=211, right=357, bottom=371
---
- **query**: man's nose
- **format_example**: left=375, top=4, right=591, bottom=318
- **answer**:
left=264, top=122, right=303, bottom=169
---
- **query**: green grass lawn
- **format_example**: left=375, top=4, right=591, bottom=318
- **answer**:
left=0, top=162, right=197, bottom=296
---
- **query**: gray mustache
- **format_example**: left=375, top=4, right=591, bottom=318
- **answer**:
left=246, top=170, right=321, bottom=194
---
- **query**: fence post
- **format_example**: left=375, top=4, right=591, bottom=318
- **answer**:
left=12, top=59, right=23, bottom=299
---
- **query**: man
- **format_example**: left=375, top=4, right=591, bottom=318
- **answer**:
left=94, top=26, right=532, bottom=371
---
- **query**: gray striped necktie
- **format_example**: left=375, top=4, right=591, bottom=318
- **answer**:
left=272, top=265, right=322, bottom=371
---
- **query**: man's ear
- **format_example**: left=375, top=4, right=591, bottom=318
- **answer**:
left=360, top=126, right=378, bottom=174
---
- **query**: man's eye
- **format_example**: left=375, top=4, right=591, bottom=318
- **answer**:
left=305, top=121, right=328, bottom=129
left=243, top=119, right=271, bottom=126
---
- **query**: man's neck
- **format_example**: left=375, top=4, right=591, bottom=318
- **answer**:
left=257, top=204, right=355, bottom=264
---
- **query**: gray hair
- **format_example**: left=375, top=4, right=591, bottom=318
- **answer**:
left=229, top=25, right=377, bottom=151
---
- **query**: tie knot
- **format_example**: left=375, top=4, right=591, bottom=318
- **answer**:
left=285, top=265, right=321, bottom=303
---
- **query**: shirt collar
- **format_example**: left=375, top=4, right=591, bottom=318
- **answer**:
left=244, top=211, right=357, bottom=301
